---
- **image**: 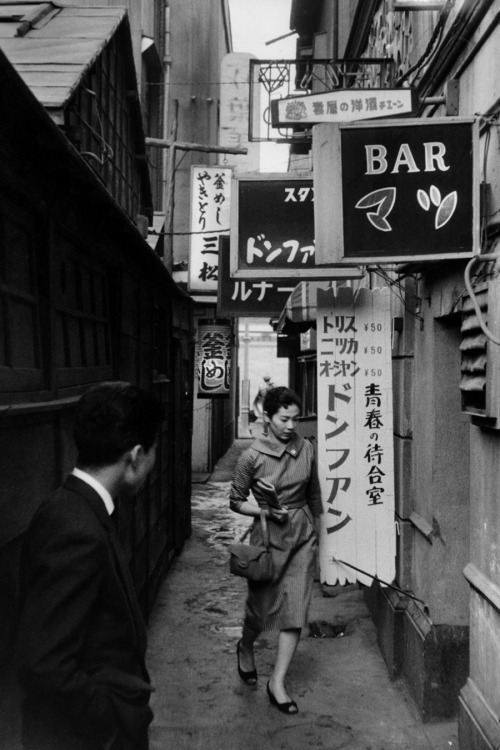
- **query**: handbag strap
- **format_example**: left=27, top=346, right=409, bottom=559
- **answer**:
left=238, top=509, right=270, bottom=548
left=259, top=509, right=270, bottom=549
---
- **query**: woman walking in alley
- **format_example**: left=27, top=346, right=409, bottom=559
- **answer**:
left=230, top=386, right=323, bottom=715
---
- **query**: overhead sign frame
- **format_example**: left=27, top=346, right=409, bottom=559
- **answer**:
left=230, top=172, right=364, bottom=280
left=317, top=117, right=479, bottom=266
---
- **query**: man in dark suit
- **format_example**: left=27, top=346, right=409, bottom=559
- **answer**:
left=16, top=382, right=164, bottom=750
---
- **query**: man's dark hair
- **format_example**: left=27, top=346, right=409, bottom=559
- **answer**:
left=74, top=382, right=164, bottom=467
left=263, top=386, right=302, bottom=418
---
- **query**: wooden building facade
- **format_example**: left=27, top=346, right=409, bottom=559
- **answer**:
left=0, top=4, right=193, bottom=678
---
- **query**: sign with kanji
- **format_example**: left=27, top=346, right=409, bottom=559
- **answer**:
left=315, top=118, right=479, bottom=265
left=271, top=88, right=418, bottom=127
left=230, top=174, right=363, bottom=280
left=189, top=166, right=232, bottom=293
left=217, top=237, right=296, bottom=317
left=196, top=320, right=231, bottom=397
left=317, top=286, right=395, bottom=586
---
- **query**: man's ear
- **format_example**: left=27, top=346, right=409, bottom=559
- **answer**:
left=128, top=445, right=142, bottom=466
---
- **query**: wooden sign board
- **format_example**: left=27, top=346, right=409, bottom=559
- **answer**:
left=188, top=166, right=232, bottom=293
left=217, top=237, right=296, bottom=317
left=317, top=286, right=396, bottom=586
left=271, top=88, right=418, bottom=127
left=314, top=118, right=479, bottom=265
left=230, top=173, right=364, bottom=280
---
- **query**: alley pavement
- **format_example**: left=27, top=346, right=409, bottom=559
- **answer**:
left=147, top=427, right=459, bottom=750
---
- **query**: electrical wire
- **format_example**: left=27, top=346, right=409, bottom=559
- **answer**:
left=149, top=228, right=229, bottom=236
left=396, top=0, right=455, bottom=87
left=370, top=266, right=423, bottom=322
left=480, top=124, right=492, bottom=249
left=81, top=87, right=114, bottom=163
left=331, top=557, right=430, bottom=614
left=464, top=253, right=500, bottom=346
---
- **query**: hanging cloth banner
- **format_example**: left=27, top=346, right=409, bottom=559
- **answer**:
left=317, top=286, right=395, bottom=586
left=196, top=320, right=231, bottom=398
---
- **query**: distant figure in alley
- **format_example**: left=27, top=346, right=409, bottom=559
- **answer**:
left=252, top=374, right=274, bottom=436
left=230, top=386, right=323, bottom=714
left=16, top=382, right=164, bottom=750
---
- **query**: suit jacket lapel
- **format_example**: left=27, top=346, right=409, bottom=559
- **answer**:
left=62, top=475, right=148, bottom=655
left=106, top=521, right=148, bottom=655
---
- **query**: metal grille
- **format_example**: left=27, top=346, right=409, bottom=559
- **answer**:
left=460, top=283, right=488, bottom=415
left=459, top=279, right=500, bottom=426
left=249, top=58, right=396, bottom=143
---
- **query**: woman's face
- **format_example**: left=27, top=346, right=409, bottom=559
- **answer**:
left=266, top=404, right=300, bottom=443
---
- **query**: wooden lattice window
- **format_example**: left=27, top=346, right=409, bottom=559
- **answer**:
left=0, top=193, right=44, bottom=391
left=66, top=30, right=143, bottom=221
left=152, top=304, right=170, bottom=378
left=460, top=279, right=500, bottom=426
left=54, top=235, right=113, bottom=387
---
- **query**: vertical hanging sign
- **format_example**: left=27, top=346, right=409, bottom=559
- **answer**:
left=317, top=286, right=395, bottom=586
left=196, top=320, right=231, bottom=397
left=189, top=166, right=232, bottom=294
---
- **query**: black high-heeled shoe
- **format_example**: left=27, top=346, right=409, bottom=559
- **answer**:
left=266, top=681, right=298, bottom=714
left=236, top=640, right=257, bottom=685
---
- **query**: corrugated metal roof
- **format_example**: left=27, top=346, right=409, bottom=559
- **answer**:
left=0, top=3, right=126, bottom=110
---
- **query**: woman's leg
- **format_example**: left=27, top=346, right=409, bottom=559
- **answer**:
left=239, top=621, right=260, bottom=673
left=269, top=628, right=301, bottom=702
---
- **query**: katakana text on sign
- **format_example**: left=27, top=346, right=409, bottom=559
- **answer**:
left=271, top=88, right=417, bottom=127
left=234, top=177, right=315, bottom=271
left=317, top=286, right=395, bottom=587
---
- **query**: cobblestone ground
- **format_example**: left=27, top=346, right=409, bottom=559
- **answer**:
left=146, top=477, right=459, bottom=750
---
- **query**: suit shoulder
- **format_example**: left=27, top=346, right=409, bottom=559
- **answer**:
left=29, top=485, right=105, bottom=539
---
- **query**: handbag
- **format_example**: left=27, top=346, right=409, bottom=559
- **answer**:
left=229, top=510, right=273, bottom=582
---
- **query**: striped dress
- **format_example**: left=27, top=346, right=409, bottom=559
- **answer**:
left=230, top=433, right=323, bottom=632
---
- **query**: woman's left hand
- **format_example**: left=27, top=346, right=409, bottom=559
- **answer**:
left=267, top=507, right=288, bottom=524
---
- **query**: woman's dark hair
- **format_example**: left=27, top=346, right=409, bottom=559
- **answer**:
left=74, top=381, right=164, bottom=467
left=263, top=386, right=302, bottom=418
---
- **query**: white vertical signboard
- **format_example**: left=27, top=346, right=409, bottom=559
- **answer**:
left=317, top=286, right=395, bottom=586
left=219, top=52, right=260, bottom=173
left=188, top=166, right=232, bottom=294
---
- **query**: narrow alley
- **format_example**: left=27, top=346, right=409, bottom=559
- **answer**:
left=146, top=436, right=458, bottom=750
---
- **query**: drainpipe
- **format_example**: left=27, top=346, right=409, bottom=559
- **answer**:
left=240, top=321, right=252, bottom=437
left=332, top=0, right=339, bottom=58
left=162, top=2, right=171, bottom=219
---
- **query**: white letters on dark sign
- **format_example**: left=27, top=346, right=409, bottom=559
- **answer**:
left=364, top=142, right=450, bottom=175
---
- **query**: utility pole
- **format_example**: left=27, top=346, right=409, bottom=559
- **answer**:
left=145, top=134, right=247, bottom=270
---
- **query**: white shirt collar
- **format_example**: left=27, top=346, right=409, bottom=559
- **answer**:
left=71, top=467, right=115, bottom=516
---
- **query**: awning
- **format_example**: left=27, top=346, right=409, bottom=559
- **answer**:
left=277, top=281, right=318, bottom=335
